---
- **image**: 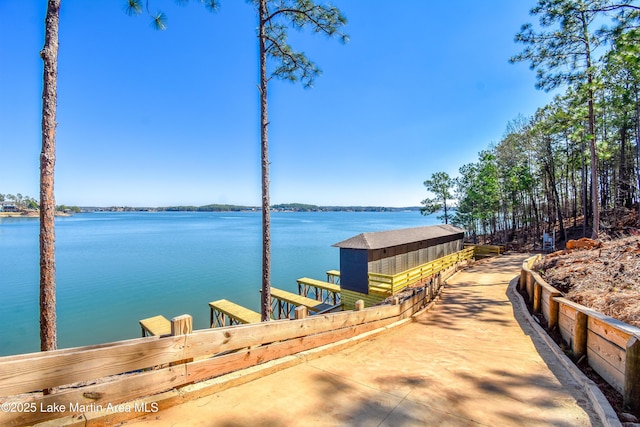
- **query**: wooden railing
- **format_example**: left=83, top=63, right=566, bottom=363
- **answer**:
left=465, top=243, right=505, bottom=257
left=520, top=255, right=640, bottom=412
left=0, top=283, right=443, bottom=427
left=367, top=246, right=475, bottom=297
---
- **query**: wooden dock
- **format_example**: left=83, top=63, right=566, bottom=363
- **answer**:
left=326, top=269, right=340, bottom=284
left=269, top=287, right=337, bottom=319
left=209, top=299, right=262, bottom=327
left=139, top=315, right=171, bottom=337
left=296, top=277, right=341, bottom=304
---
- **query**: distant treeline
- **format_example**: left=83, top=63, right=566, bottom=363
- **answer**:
left=82, top=204, right=421, bottom=213
left=271, top=204, right=421, bottom=212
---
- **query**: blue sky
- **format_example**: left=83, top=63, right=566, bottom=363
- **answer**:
left=0, top=0, right=556, bottom=207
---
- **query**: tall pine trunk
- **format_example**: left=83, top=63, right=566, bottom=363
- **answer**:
left=258, top=0, right=271, bottom=322
left=40, top=0, right=60, bottom=352
left=581, top=11, right=599, bottom=238
left=635, top=90, right=640, bottom=203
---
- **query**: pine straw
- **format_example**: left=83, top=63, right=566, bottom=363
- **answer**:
left=534, top=235, right=640, bottom=328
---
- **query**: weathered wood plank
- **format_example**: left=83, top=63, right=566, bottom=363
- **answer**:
left=0, top=366, right=186, bottom=427
left=0, top=336, right=185, bottom=396
left=587, top=346, right=625, bottom=394
left=558, top=310, right=575, bottom=347
left=588, top=314, right=636, bottom=349
left=558, top=300, right=578, bottom=321
left=587, top=329, right=626, bottom=374
left=625, top=336, right=640, bottom=411
left=182, top=304, right=400, bottom=359
left=541, top=287, right=561, bottom=329
left=185, top=315, right=398, bottom=385
left=0, top=336, right=158, bottom=363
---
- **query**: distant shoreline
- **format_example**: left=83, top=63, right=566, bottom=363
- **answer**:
left=0, top=211, right=38, bottom=218
left=0, top=211, right=71, bottom=218
left=77, top=204, right=423, bottom=213
left=2, top=205, right=424, bottom=217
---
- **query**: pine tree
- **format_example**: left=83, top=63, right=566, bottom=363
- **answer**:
left=128, top=0, right=347, bottom=320
left=421, top=172, right=454, bottom=224
left=40, top=0, right=60, bottom=352
left=511, top=0, right=611, bottom=238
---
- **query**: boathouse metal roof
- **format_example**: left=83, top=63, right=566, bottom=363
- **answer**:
left=332, top=224, right=464, bottom=250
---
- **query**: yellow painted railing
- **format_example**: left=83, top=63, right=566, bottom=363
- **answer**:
left=464, top=244, right=505, bottom=257
left=368, top=246, right=475, bottom=297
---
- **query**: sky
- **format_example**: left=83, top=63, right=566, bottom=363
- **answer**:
left=0, top=0, right=557, bottom=208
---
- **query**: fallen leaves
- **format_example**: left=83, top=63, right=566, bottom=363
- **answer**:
left=534, top=235, right=640, bottom=328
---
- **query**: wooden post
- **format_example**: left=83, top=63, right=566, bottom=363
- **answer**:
left=526, top=272, right=534, bottom=302
left=533, top=283, right=541, bottom=313
left=171, top=314, right=192, bottom=336
left=548, top=292, right=561, bottom=329
left=624, top=336, right=640, bottom=411
left=170, top=314, right=193, bottom=367
left=573, top=311, right=588, bottom=359
left=355, top=300, right=364, bottom=311
left=519, top=269, right=526, bottom=291
left=294, top=306, right=308, bottom=320
left=393, top=297, right=400, bottom=306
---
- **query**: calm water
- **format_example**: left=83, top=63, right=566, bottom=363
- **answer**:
left=0, top=211, right=436, bottom=356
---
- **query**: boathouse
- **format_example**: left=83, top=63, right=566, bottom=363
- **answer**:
left=333, top=224, right=465, bottom=308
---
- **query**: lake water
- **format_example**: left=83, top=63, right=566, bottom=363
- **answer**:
left=0, top=211, right=437, bottom=356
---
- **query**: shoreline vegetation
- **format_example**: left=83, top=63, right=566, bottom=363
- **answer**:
left=78, top=203, right=423, bottom=213
left=0, top=211, right=71, bottom=218
left=0, top=203, right=423, bottom=218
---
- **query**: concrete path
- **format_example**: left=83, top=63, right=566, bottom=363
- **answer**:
left=126, top=254, right=607, bottom=426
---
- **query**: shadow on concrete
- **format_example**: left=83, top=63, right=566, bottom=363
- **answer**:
left=124, top=253, right=604, bottom=427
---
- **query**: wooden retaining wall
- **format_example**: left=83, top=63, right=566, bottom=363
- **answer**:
left=0, top=279, right=448, bottom=427
left=520, top=255, right=640, bottom=411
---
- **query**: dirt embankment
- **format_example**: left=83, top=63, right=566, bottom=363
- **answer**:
left=534, top=234, right=640, bottom=328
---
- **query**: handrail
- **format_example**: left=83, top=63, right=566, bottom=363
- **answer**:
left=465, top=244, right=505, bottom=256
left=368, top=246, right=474, bottom=296
left=0, top=284, right=440, bottom=427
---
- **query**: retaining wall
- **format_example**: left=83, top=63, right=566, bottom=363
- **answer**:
left=520, top=255, right=640, bottom=412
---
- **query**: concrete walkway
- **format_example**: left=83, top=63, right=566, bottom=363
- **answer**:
left=126, top=254, right=610, bottom=426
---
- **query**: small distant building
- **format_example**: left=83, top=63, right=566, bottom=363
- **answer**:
left=0, top=203, right=17, bottom=212
left=333, top=224, right=465, bottom=308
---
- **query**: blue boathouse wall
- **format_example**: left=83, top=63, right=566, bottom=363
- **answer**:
left=339, top=248, right=369, bottom=294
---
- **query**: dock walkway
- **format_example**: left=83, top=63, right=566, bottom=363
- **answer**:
left=209, top=299, right=262, bottom=327
left=269, top=287, right=336, bottom=318
left=126, top=254, right=611, bottom=426
left=139, top=315, right=171, bottom=337
left=296, top=277, right=341, bottom=304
